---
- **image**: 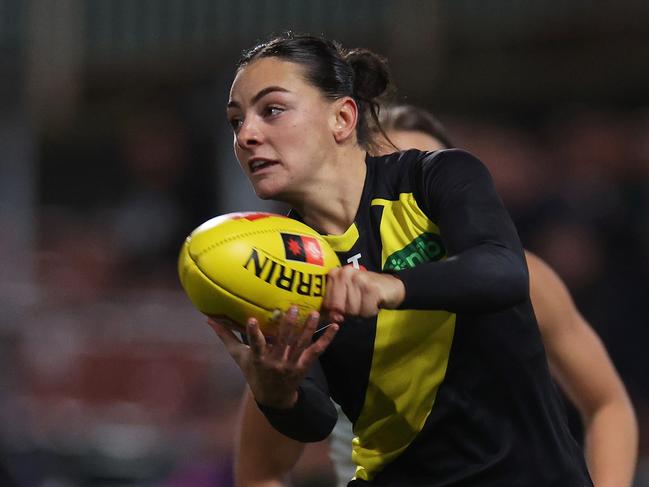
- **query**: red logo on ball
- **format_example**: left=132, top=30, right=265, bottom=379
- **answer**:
left=231, top=212, right=276, bottom=221
left=281, top=233, right=324, bottom=266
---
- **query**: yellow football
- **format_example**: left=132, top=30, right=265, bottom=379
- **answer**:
left=178, top=212, right=340, bottom=335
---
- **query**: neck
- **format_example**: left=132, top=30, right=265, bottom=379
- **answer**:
left=289, top=145, right=367, bottom=235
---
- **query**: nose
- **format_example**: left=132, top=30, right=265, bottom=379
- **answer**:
left=235, top=117, right=262, bottom=150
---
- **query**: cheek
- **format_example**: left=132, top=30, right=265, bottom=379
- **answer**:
left=233, top=140, right=247, bottom=170
left=294, top=113, right=331, bottom=151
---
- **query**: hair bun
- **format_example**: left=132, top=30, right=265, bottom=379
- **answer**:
left=344, top=49, right=391, bottom=101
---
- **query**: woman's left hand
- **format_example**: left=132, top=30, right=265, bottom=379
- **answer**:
left=207, top=307, right=338, bottom=409
left=322, top=267, right=406, bottom=323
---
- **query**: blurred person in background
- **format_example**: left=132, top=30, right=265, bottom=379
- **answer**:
left=209, top=33, right=593, bottom=486
left=233, top=104, right=637, bottom=487
left=540, top=110, right=649, bottom=405
left=112, top=112, right=194, bottom=288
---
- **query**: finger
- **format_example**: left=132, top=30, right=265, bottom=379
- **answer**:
left=357, top=279, right=380, bottom=317
left=271, top=305, right=298, bottom=360
left=206, top=314, right=242, bottom=332
left=288, top=311, right=320, bottom=362
left=299, top=309, right=319, bottom=343
left=322, top=309, right=344, bottom=324
left=246, top=318, right=267, bottom=358
left=298, top=323, right=339, bottom=369
left=207, top=318, right=247, bottom=359
left=280, top=306, right=302, bottom=361
left=324, top=271, right=346, bottom=322
left=361, top=299, right=380, bottom=317
left=345, top=274, right=363, bottom=316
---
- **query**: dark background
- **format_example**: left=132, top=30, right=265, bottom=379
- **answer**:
left=1, top=1, right=648, bottom=485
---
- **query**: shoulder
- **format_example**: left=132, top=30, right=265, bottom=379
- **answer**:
left=365, top=149, right=427, bottom=197
left=418, top=148, right=492, bottom=182
left=365, top=149, right=490, bottom=204
left=366, top=148, right=460, bottom=188
left=376, top=148, right=490, bottom=185
left=369, top=148, right=480, bottom=170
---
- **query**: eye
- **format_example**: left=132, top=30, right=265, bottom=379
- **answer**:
left=264, top=106, right=284, bottom=118
left=228, top=117, right=243, bottom=132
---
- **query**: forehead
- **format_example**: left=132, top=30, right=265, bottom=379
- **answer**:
left=229, top=57, right=311, bottom=101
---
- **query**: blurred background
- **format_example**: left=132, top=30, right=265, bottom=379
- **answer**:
left=1, top=0, right=648, bottom=485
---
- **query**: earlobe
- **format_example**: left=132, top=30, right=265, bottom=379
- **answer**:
left=332, top=97, right=358, bottom=144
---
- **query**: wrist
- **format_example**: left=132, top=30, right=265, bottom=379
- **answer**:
left=256, top=389, right=299, bottom=410
left=381, top=273, right=406, bottom=309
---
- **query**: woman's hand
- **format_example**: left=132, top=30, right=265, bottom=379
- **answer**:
left=323, top=267, right=406, bottom=323
left=207, top=306, right=339, bottom=409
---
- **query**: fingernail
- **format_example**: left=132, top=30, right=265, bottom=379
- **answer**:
left=289, top=306, right=298, bottom=316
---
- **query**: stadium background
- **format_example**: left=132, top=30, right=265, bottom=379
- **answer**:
left=1, top=1, right=648, bottom=485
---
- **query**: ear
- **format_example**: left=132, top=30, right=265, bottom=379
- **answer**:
left=330, top=97, right=358, bottom=144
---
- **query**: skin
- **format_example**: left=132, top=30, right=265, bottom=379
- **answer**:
left=232, top=126, right=638, bottom=487
left=213, top=57, right=405, bottom=412
left=528, top=251, right=637, bottom=487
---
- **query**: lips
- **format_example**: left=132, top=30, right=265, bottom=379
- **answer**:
left=249, top=158, right=279, bottom=174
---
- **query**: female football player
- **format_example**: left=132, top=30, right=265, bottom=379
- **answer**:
left=233, top=104, right=637, bottom=487
left=211, top=33, right=594, bottom=486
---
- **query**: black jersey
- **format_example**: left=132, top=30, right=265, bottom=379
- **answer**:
left=260, top=149, right=592, bottom=486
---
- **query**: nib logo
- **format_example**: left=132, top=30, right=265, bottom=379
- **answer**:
left=384, top=233, right=445, bottom=271
left=281, top=233, right=324, bottom=266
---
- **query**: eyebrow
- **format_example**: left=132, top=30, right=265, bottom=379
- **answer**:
left=227, top=86, right=291, bottom=109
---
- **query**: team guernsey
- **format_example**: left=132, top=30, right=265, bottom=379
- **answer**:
left=259, top=149, right=593, bottom=486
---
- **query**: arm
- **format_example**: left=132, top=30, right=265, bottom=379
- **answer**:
left=235, top=388, right=305, bottom=487
left=209, top=309, right=339, bottom=442
left=397, top=149, right=528, bottom=312
left=527, top=251, right=638, bottom=487
left=323, top=149, right=529, bottom=321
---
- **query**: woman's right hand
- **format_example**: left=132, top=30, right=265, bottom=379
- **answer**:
left=207, top=306, right=338, bottom=409
left=323, top=266, right=406, bottom=323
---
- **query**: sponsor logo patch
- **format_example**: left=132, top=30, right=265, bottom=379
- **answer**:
left=281, top=233, right=324, bottom=266
left=383, top=233, right=445, bottom=271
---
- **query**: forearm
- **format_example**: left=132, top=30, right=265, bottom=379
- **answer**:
left=235, top=390, right=304, bottom=487
left=237, top=473, right=289, bottom=487
left=395, top=243, right=528, bottom=312
left=583, top=399, right=638, bottom=487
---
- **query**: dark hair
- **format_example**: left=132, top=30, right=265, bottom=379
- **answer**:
left=378, top=104, right=454, bottom=149
left=237, top=33, right=393, bottom=152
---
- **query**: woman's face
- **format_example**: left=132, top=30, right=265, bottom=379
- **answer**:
left=227, top=57, right=337, bottom=200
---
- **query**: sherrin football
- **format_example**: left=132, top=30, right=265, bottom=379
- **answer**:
left=178, top=212, right=341, bottom=335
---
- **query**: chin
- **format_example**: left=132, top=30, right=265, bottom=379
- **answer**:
left=255, top=191, right=273, bottom=201
left=252, top=183, right=283, bottom=201
left=250, top=174, right=294, bottom=202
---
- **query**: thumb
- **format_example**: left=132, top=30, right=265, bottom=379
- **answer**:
left=207, top=318, right=247, bottom=359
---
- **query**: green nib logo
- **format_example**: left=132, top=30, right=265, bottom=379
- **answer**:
left=384, top=233, right=445, bottom=271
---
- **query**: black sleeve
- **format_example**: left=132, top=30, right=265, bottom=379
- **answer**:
left=393, top=149, right=529, bottom=313
left=256, top=359, right=337, bottom=442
